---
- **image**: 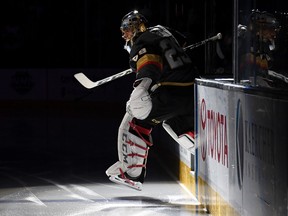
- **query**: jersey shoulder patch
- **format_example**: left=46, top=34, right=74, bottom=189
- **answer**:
left=132, top=55, right=138, bottom=62
left=131, top=48, right=147, bottom=62
left=138, top=48, right=147, bottom=55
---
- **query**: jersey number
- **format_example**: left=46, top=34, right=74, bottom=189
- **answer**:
left=160, top=38, right=191, bottom=69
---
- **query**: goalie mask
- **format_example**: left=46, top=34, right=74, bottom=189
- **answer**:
left=120, top=10, right=148, bottom=53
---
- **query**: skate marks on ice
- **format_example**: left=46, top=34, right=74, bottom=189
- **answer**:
left=0, top=165, right=209, bottom=216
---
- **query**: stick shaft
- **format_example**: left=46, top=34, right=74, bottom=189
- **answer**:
left=74, top=33, right=222, bottom=89
left=184, top=33, right=222, bottom=50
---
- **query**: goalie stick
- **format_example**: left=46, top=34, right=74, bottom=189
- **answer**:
left=74, top=68, right=133, bottom=89
left=184, top=32, right=222, bottom=50
left=268, top=70, right=288, bottom=84
left=74, top=33, right=222, bottom=89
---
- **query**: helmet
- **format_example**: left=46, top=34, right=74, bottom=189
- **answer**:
left=249, top=10, right=280, bottom=32
left=120, top=10, right=148, bottom=33
left=120, top=10, right=148, bottom=53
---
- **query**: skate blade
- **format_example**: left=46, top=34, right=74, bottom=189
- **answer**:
left=109, top=176, right=142, bottom=191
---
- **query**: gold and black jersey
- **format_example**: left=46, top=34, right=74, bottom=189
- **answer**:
left=129, top=25, right=198, bottom=86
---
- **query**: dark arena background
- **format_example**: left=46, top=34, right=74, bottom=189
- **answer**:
left=0, top=0, right=232, bottom=166
left=0, top=1, right=287, bottom=216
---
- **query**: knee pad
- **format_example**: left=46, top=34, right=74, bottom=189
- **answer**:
left=126, top=78, right=152, bottom=120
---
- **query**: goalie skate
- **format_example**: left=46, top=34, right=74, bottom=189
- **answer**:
left=109, top=175, right=143, bottom=191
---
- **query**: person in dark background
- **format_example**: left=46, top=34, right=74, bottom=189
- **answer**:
left=238, top=10, right=288, bottom=88
left=105, top=10, right=199, bottom=190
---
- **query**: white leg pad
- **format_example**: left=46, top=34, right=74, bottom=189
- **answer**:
left=162, top=121, right=195, bottom=154
left=105, top=161, right=128, bottom=177
left=106, top=113, right=150, bottom=179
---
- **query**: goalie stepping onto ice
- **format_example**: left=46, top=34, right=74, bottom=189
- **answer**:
left=105, top=113, right=152, bottom=190
left=105, top=10, right=198, bottom=190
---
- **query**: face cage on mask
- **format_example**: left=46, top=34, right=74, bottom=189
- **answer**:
left=121, top=23, right=146, bottom=53
left=121, top=27, right=137, bottom=53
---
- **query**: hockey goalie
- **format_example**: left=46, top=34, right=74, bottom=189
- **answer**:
left=105, top=10, right=198, bottom=190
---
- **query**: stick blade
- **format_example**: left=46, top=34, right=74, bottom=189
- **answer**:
left=74, top=72, right=96, bottom=89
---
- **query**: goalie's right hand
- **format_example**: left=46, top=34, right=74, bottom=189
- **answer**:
left=126, top=78, right=152, bottom=120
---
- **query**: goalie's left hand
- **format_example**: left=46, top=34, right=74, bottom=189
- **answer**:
left=126, top=78, right=152, bottom=119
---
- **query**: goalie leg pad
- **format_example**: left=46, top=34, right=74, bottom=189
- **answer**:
left=106, top=113, right=153, bottom=183
left=162, top=121, right=195, bottom=153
